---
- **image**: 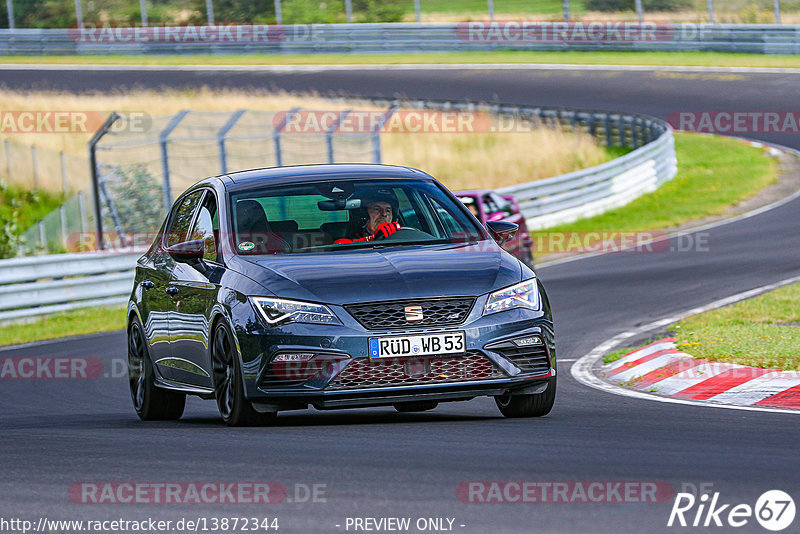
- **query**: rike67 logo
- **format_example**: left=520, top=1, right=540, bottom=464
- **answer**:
left=668, top=489, right=795, bottom=531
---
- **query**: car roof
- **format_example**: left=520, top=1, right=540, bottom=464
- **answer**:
left=222, top=164, right=432, bottom=192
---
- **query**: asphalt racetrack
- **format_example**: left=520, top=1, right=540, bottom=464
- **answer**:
left=1, top=65, right=799, bottom=533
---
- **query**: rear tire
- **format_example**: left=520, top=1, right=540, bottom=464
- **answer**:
left=495, top=378, right=555, bottom=418
left=212, top=321, right=276, bottom=427
left=394, top=401, right=439, bottom=413
left=128, top=318, right=186, bottom=421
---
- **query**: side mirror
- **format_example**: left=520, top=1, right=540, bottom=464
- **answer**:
left=166, top=239, right=205, bottom=263
left=486, top=220, right=518, bottom=246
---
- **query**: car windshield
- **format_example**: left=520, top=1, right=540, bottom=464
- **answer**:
left=229, top=178, right=486, bottom=255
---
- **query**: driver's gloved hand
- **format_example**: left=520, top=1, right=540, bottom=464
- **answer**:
left=334, top=222, right=401, bottom=244
left=369, top=222, right=401, bottom=241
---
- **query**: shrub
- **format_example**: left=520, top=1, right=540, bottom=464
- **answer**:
left=107, top=165, right=165, bottom=235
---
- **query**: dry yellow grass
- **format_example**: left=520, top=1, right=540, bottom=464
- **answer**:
left=0, top=89, right=609, bottom=193
left=382, top=127, right=608, bottom=190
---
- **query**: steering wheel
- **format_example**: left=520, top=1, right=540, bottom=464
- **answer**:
left=376, top=227, right=433, bottom=242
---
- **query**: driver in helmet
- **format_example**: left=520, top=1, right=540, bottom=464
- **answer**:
left=334, top=192, right=401, bottom=244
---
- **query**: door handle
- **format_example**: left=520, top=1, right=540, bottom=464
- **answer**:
left=165, top=285, right=179, bottom=296
left=141, top=280, right=154, bottom=290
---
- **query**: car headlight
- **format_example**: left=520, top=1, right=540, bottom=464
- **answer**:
left=250, top=297, right=341, bottom=326
left=483, top=279, right=540, bottom=316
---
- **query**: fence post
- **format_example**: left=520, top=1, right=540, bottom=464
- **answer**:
left=487, top=0, right=494, bottom=21
left=38, top=221, right=46, bottom=250
left=326, top=110, right=352, bottom=164
left=274, top=0, right=282, bottom=24
left=217, top=109, right=247, bottom=175
left=74, top=0, right=83, bottom=27
left=563, top=0, right=570, bottom=22
left=159, top=110, right=190, bottom=214
left=139, top=0, right=148, bottom=26
left=60, top=205, right=68, bottom=250
left=775, top=0, right=781, bottom=24
left=371, top=104, right=397, bottom=164
left=31, top=145, right=38, bottom=189
left=273, top=107, right=300, bottom=167
left=78, top=190, right=87, bottom=235
left=414, top=0, right=421, bottom=22
left=60, top=151, right=68, bottom=193
left=707, top=0, right=715, bottom=23
left=205, top=0, right=214, bottom=25
left=88, top=112, right=121, bottom=251
left=4, top=140, right=10, bottom=180
left=345, top=0, right=352, bottom=23
left=5, top=0, right=14, bottom=29
left=635, top=0, right=643, bottom=22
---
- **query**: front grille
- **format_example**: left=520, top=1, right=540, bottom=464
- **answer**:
left=488, top=341, right=551, bottom=376
left=326, top=351, right=505, bottom=390
left=344, top=297, right=475, bottom=330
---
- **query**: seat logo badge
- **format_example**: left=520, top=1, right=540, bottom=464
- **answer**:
left=404, top=305, right=424, bottom=322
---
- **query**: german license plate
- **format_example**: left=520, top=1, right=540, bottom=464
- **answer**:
left=369, top=332, right=466, bottom=358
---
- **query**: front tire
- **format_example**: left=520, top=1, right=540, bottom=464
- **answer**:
left=495, top=378, right=556, bottom=418
left=128, top=318, right=186, bottom=421
left=211, top=321, right=276, bottom=427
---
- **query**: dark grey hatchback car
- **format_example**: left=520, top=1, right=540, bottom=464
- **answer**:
left=127, top=164, right=555, bottom=426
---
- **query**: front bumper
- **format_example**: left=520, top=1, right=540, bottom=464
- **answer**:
left=232, top=297, right=555, bottom=409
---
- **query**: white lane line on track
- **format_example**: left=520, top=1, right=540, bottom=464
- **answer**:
left=2, top=63, right=800, bottom=74
left=570, top=274, right=800, bottom=416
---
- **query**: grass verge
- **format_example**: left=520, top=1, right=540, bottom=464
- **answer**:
left=673, top=283, right=800, bottom=371
left=0, top=305, right=127, bottom=347
left=3, top=50, right=800, bottom=68
left=534, top=132, right=778, bottom=245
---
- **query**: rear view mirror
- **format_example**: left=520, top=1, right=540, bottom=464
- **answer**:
left=486, top=221, right=518, bottom=246
left=166, top=239, right=205, bottom=262
left=318, top=198, right=362, bottom=211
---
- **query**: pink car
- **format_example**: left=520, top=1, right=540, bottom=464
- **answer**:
left=457, top=190, right=535, bottom=268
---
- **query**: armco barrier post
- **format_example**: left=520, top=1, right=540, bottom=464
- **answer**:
left=206, top=0, right=214, bottom=25
left=775, top=0, right=781, bottom=24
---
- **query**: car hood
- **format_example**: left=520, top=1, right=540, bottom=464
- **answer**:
left=236, top=242, right=522, bottom=305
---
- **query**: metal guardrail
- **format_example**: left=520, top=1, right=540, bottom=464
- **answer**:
left=1, top=23, right=800, bottom=55
left=370, top=98, right=677, bottom=230
left=499, top=120, right=676, bottom=229
left=0, top=252, right=140, bottom=322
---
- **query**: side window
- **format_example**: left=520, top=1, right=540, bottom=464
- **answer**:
left=188, top=191, right=218, bottom=262
left=482, top=194, right=500, bottom=216
left=165, top=190, right=204, bottom=248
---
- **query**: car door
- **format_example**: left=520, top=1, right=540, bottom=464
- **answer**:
left=149, top=189, right=205, bottom=381
left=167, top=190, right=221, bottom=388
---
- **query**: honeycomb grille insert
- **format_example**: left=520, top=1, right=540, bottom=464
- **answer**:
left=326, top=352, right=505, bottom=390
left=489, top=341, right=551, bottom=376
left=344, top=297, right=475, bottom=330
